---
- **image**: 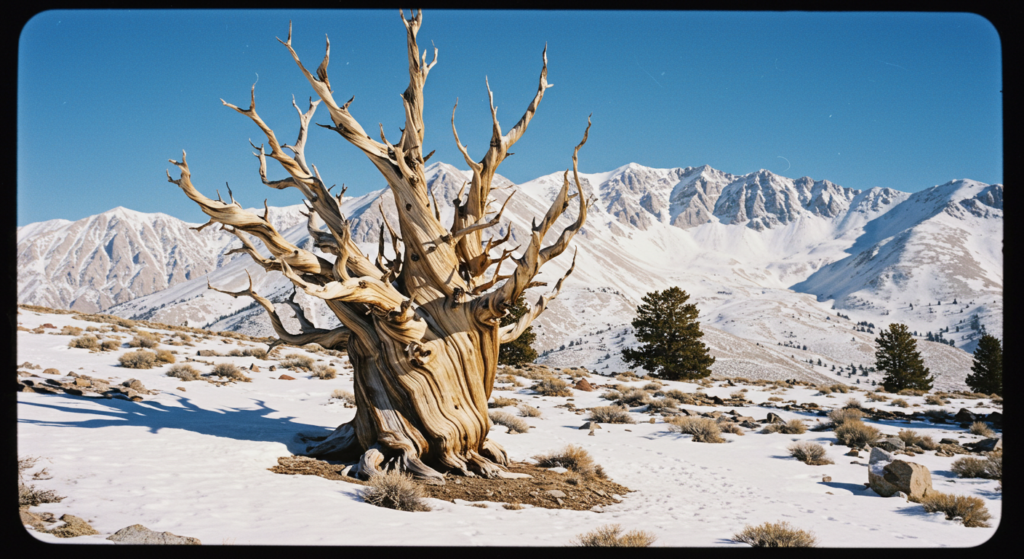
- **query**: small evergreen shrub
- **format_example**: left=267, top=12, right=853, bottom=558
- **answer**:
left=570, top=524, right=656, bottom=547
left=667, top=416, right=725, bottom=443
left=589, top=406, right=635, bottom=424
left=119, top=350, right=157, bottom=369
left=733, top=521, right=817, bottom=547
left=918, top=492, right=991, bottom=527
left=360, top=470, right=431, bottom=512
left=788, top=442, right=833, bottom=465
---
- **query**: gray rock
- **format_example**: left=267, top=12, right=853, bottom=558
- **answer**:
left=868, top=460, right=935, bottom=499
left=874, top=437, right=906, bottom=452
left=107, top=524, right=201, bottom=545
left=869, top=446, right=894, bottom=465
left=765, top=412, right=784, bottom=424
left=972, top=438, right=1002, bottom=452
left=545, top=489, right=566, bottom=499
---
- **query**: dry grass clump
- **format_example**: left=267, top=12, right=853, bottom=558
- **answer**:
left=59, top=325, right=83, bottom=336
left=767, top=396, right=784, bottom=402
left=646, top=398, right=678, bottom=412
left=924, top=394, right=947, bottom=406
left=489, top=396, right=519, bottom=408
left=898, top=388, right=926, bottom=397
left=533, top=445, right=605, bottom=479
left=866, top=392, right=889, bottom=402
left=489, top=411, right=530, bottom=434
left=533, top=378, right=572, bottom=397
left=18, top=457, right=65, bottom=508
left=240, top=347, right=268, bottom=359
left=601, top=390, right=622, bottom=401
left=843, top=398, right=864, bottom=410
left=360, top=470, right=431, bottom=512
left=196, top=349, right=221, bottom=357
left=282, top=354, right=315, bottom=370
left=829, top=384, right=850, bottom=394
left=662, top=388, right=688, bottom=400
left=166, top=364, right=202, bottom=381
left=518, top=404, right=542, bottom=418
left=331, top=389, right=356, bottom=404
left=100, top=339, right=121, bottom=351
left=834, top=419, right=881, bottom=447
left=503, top=502, right=523, bottom=510
left=210, top=362, right=251, bottom=382
left=788, top=442, right=833, bottom=465
left=642, top=381, right=663, bottom=391
left=570, top=524, right=656, bottom=547
left=968, top=422, right=995, bottom=438
left=589, top=405, right=636, bottom=424
left=951, top=456, right=1001, bottom=480
left=128, top=331, right=161, bottom=348
left=733, top=521, right=817, bottom=547
left=155, top=349, right=176, bottom=364
left=718, top=421, right=745, bottom=436
left=891, top=398, right=909, bottom=408
left=311, top=364, right=337, bottom=379
left=667, top=416, right=725, bottom=443
left=730, top=390, right=748, bottom=400
left=68, top=335, right=100, bottom=349
left=618, top=387, right=652, bottom=406
left=827, top=408, right=866, bottom=427
left=918, top=492, right=991, bottom=527
left=897, top=429, right=938, bottom=450
left=495, top=374, right=518, bottom=384
left=119, top=349, right=157, bottom=369
left=760, top=420, right=806, bottom=435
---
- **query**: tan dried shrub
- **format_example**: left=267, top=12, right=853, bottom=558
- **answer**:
left=489, top=396, right=518, bottom=408
left=100, top=339, right=121, bottom=351
left=68, top=335, right=100, bottom=349
left=360, top=471, right=431, bottom=512
left=489, top=411, right=530, bottom=434
left=533, top=444, right=605, bottom=479
left=733, top=521, right=817, bottom=547
left=918, top=492, right=991, bottom=527
left=589, top=406, right=635, bottom=424
left=834, top=419, right=881, bottom=447
left=282, top=354, right=315, bottom=370
left=969, top=422, right=995, bottom=438
left=211, top=362, right=251, bottom=382
left=533, top=378, right=571, bottom=397
left=667, top=416, right=725, bottom=443
left=518, top=404, right=542, bottom=418
left=618, top=387, right=651, bottom=406
left=166, top=364, right=202, bottom=381
left=331, top=389, right=356, bottom=404
left=311, top=364, right=337, bottom=379
left=951, top=456, right=1001, bottom=480
left=155, top=349, right=176, bottom=364
left=891, top=398, right=909, bottom=408
left=897, top=429, right=938, bottom=450
left=788, top=442, right=833, bottom=465
left=59, top=325, right=83, bottom=336
left=119, top=350, right=157, bottom=369
left=571, top=524, right=656, bottom=547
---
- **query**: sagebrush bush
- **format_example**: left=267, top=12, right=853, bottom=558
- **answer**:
left=489, top=410, right=530, bottom=434
left=589, top=406, right=635, bottom=424
left=166, top=364, right=202, bottom=381
left=282, top=354, right=315, bottom=370
left=331, top=389, right=356, bottom=404
left=788, top=442, right=833, bottom=465
left=897, top=429, right=938, bottom=450
left=924, top=394, right=946, bottom=406
left=518, top=404, right=542, bottom=418
left=155, top=349, right=176, bottom=364
left=60, top=325, right=83, bottom=336
left=767, top=396, right=784, bottom=402
left=662, top=389, right=689, bottom=401
left=719, top=422, right=745, bottom=436
left=891, top=398, right=909, bottom=408
left=210, top=362, right=251, bottom=382
left=360, top=470, right=431, bottom=512
left=667, top=416, right=725, bottom=443
left=571, top=524, right=656, bottom=547
left=843, top=398, right=864, bottom=410
left=601, top=390, right=622, bottom=401
left=618, top=387, right=651, bottom=406
left=968, top=422, right=995, bottom=438
left=829, top=384, right=850, bottom=394
left=489, top=396, right=518, bottom=408
left=178, top=333, right=193, bottom=343
left=646, top=398, right=678, bottom=412
left=782, top=419, right=807, bottom=434
left=196, top=349, right=220, bottom=357
left=834, top=419, right=881, bottom=447
left=312, top=364, right=337, bottom=379
left=733, top=521, right=817, bottom=547
left=730, top=390, right=748, bottom=400
left=898, top=388, right=926, bottom=397
left=827, top=408, right=865, bottom=427
left=119, top=350, right=157, bottom=369
left=128, top=332, right=160, bottom=348
left=866, top=392, right=889, bottom=402
left=100, top=339, right=121, bottom=351
left=951, top=456, right=1001, bottom=480
left=918, top=492, right=991, bottom=527
left=533, top=445, right=605, bottom=479
left=642, top=381, right=663, bottom=391
left=533, top=378, right=572, bottom=397
left=18, top=457, right=66, bottom=508
left=68, top=335, right=100, bottom=349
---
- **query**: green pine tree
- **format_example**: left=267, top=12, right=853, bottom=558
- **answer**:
left=875, top=323, right=934, bottom=392
left=498, top=296, right=538, bottom=366
left=965, top=334, right=1002, bottom=396
left=621, top=287, right=715, bottom=380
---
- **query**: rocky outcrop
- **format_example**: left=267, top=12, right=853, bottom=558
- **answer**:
left=107, top=524, right=201, bottom=545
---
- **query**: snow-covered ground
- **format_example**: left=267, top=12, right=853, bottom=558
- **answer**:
left=18, top=308, right=1001, bottom=546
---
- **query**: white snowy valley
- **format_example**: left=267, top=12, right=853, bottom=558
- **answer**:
left=17, top=161, right=1002, bottom=546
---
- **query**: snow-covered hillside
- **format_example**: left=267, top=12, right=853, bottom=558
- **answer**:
left=19, top=162, right=1002, bottom=380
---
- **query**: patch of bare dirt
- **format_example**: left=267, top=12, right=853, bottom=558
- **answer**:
left=269, top=456, right=630, bottom=510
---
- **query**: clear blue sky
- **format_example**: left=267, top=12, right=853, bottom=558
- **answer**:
left=17, top=10, right=1002, bottom=226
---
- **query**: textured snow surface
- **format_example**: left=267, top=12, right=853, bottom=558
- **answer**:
left=17, top=310, right=1001, bottom=546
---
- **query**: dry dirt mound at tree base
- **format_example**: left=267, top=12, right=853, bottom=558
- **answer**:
left=269, top=457, right=630, bottom=510
left=418, top=463, right=630, bottom=511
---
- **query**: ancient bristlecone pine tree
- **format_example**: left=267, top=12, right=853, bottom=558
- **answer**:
left=166, top=11, right=591, bottom=483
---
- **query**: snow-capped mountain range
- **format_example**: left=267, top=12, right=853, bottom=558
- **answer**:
left=18, top=161, right=1002, bottom=386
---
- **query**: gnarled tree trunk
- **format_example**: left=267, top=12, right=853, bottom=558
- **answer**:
left=167, top=10, right=590, bottom=483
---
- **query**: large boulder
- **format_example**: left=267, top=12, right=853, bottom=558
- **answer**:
left=868, top=457, right=935, bottom=499
left=954, top=408, right=976, bottom=423
left=107, top=524, right=201, bottom=545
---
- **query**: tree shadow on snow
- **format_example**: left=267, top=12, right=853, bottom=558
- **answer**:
left=17, top=391, right=334, bottom=455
